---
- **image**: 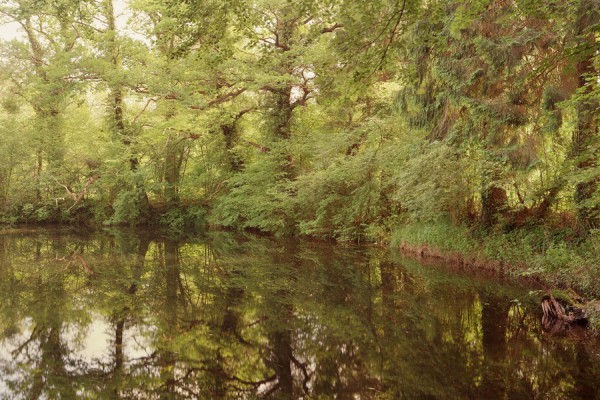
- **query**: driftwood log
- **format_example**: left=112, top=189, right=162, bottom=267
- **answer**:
left=541, top=294, right=588, bottom=334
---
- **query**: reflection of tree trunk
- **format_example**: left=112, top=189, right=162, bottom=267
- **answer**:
left=110, top=313, right=127, bottom=392
left=35, top=240, right=42, bottom=261
left=222, top=286, right=244, bottom=335
left=481, top=298, right=509, bottom=356
left=380, top=259, right=400, bottom=357
left=37, top=324, right=77, bottom=399
left=267, top=242, right=295, bottom=398
left=211, top=350, right=228, bottom=399
left=165, top=240, right=179, bottom=310
left=113, top=317, right=125, bottom=399
left=380, top=259, right=409, bottom=311
left=379, top=259, right=402, bottom=396
left=26, top=252, right=74, bottom=397
left=479, top=292, right=510, bottom=399
left=268, top=281, right=294, bottom=395
left=113, top=236, right=151, bottom=397
left=210, top=283, right=246, bottom=398
left=115, top=318, right=124, bottom=371
left=132, top=236, right=151, bottom=291
left=573, top=343, right=599, bottom=399
left=269, top=323, right=293, bottom=398
left=127, top=237, right=151, bottom=294
left=160, top=240, right=180, bottom=398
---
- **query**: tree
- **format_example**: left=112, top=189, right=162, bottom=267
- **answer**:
left=0, top=0, right=88, bottom=203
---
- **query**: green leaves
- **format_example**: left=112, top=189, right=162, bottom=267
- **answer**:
left=0, top=0, right=598, bottom=238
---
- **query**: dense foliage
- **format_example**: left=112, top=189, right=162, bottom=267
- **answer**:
left=0, top=0, right=598, bottom=252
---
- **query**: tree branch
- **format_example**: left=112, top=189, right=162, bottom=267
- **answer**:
left=133, top=97, right=158, bottom=124
left=190, top=88, right=247, bottom=110
left=243, top=140, right=270, bottom=152
left=374, top=0, right=407, bottom=72
left=321, top=23, right=344, bottom=33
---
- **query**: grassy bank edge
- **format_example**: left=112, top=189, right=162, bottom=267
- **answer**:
left=390, top=222, right=600, bottom=330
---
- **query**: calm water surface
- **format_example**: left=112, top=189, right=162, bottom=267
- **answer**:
left=0, top=229, right=598, bottom=399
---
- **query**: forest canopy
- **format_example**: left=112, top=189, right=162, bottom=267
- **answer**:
left=0, top=0, right=598, bottom=246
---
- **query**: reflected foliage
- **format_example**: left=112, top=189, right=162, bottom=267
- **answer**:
left=0, top=230, right=599, bottom=399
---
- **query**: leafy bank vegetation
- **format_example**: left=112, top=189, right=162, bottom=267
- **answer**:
left=0, top=1, right=598, bottom=290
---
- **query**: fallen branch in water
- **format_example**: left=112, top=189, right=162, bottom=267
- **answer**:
left=541, top=294, right=587, bottom=334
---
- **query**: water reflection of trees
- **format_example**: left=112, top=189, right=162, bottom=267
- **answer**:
left=0, top=232, right=599, bottom=399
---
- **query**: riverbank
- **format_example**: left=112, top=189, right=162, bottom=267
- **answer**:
left=391, top=222, right=600, bottom=330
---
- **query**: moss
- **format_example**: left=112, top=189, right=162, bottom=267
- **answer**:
left=549, top=290, right=575, bottom=306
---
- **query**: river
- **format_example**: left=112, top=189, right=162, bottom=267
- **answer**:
left=0, top=229, right=598, bottom=399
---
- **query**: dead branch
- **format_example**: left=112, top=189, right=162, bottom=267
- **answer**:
left=55, top=176, right=99, bottom=212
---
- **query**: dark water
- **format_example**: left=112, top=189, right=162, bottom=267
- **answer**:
left=0, top=230, right=598, bottom=400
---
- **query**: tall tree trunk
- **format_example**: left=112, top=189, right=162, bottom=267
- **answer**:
left=572, top=2, right=599, bottom=228
left=104, top=0, right=139, bottom=171
left=481, top=185, right=508, bottom=227
left=103, top=0, right=151, bottom=220
left=273, top=88, right=293, bottom=141
left=269, top=10, right=296, bottom=179
left=36, top=149, right=43, bottom=201
left=222, top=123, right=244, bottom=172
left=163, top=139, right=184, bottom=205
left=24, top=17, right=66, bottom=202
left=163, top=139, right=178, bottom=205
